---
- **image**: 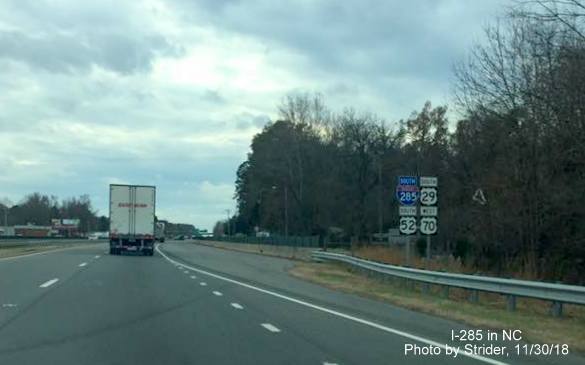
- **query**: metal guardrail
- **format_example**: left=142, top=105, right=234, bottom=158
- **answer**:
left=212, top=235, right=321, bottom=247
left=312, top=251, right=585, bottom=316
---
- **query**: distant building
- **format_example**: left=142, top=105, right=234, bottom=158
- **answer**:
left=51, top=219, right=81, bottom=237
left=0, top=226, right=15, bottom=236
left=15, top=225, right=52, bottom=237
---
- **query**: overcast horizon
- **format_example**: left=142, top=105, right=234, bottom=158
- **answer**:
left=0, top=0, right=508, bottom=230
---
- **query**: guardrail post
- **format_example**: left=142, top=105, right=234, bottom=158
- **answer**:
left=469, top=290, right=479, bottom=303
left=442, top=286, right=449, bottom=299
left=422, top=283, right=430, bottom=294
left=407, top=279, right=414, bottom=290
left=551, top=301, right=563, bottom=317
left=507, top=295, right=516, bottom=312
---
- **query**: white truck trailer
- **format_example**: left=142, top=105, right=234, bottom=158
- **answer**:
left=109, top=184, right=156, bottom=256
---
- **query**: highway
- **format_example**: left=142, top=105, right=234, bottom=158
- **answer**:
left=0, top=241, right=582, bottom=365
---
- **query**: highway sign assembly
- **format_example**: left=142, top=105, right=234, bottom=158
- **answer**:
left=396, top=175, right=439, bottom=236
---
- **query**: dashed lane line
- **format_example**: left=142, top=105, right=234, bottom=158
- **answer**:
left=261, top=323, right=281, bottom=333
left=39, top=278, right=59, bottom=288
left=156, top=244, right=508, bottom=365
left=230, top=303, right=244, bottom=310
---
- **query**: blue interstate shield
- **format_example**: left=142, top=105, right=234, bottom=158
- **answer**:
left=396, top=185, right=420, bottom=206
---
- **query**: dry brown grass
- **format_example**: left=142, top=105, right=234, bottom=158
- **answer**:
left=353, top=245, right=559, bottom=281
left=289, top=261, right=585, bottom=353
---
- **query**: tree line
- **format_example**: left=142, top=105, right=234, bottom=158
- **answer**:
left=226, top=1, right=585, bottom=283
left=0, top=193, right=108, bottom=233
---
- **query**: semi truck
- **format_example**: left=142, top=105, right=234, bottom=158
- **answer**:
left=109, top=184, right=156, bottom=256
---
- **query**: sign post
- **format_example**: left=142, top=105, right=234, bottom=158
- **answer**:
left=419, top=177, right=438, bottom=265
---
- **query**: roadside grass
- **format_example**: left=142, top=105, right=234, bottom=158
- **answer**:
left=0, top=244, right=67, bottom=259
left=289, top=261, right=585, bottom=353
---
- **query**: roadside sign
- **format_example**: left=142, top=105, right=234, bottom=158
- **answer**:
left=473, top=188, right=487, bottom=205
left=399, top=206, right=417, bottom=216
left=420, top=187, right=438, bottom=206
left=420, top=206, right=438, bottom=216
left=399, top=217, right=417, bottom=235
left=420, top=217, right=438, bottom=235
left=396, top=185, right=419, bottom=206
left=420, top=176, right=438, bottom=187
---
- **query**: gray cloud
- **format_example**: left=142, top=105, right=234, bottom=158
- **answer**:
left=0, top=0, right=512, bottom=229
left=0, top=30, right=179, bottom=74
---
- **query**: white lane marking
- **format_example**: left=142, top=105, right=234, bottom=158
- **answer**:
left=212, top=291, right=223, bottom=296
left=156, top=245, right=507, bottom=365
left=261, top=323, right=281, bottom=333
left=190, top=275, right=197, bottom=279
left=323, top=362, right=338, bottom=365
left=199, top=282, right=207, bottom=286
left=79, top=262, right=88, bottom=267
left=94, top=255, right=101, bottom=259
left=2, top=303, right=17, bottom=308
left=39, top=278, right=59, bottom=288
left=231, top=303, right=244, bottom=310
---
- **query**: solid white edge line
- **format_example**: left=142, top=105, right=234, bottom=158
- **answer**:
left=39, top=278, right=59, bottom=288
left=230, top=303, right=244, bottom=309
left=155, top=244, right=508, bottom=365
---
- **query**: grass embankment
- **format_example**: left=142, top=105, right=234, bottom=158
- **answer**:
left=289, top=261, right=585, bottom=353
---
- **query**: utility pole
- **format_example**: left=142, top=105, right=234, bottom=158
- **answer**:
left=284, top=186, right=289, bottom=238
left=225, top=209, right=231, bottom=236
left=378, top=162, right=383, bottom=240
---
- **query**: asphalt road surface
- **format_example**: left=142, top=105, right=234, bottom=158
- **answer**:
left=0, top=241, right=582, bottom=365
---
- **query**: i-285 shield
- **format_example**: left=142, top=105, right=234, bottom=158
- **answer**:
left=396, top=185, right=420, bottom=206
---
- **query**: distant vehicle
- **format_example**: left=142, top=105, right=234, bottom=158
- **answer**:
left=256, top=231, right=270, bottom=238
left=88, top=232, right=108, bottom=240
left=155, top=222, right=165, bottom=243
left=174, top=235, right=185, bottom=240
left=109, top=184, right=156, bottom=256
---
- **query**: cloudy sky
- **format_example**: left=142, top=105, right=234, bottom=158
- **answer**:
left=0, top=0, right=508, bottom=230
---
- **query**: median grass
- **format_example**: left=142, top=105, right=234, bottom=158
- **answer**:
left=0, top=244, right=68, bottom=259
left=289, top=261, right=585, bottom=353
